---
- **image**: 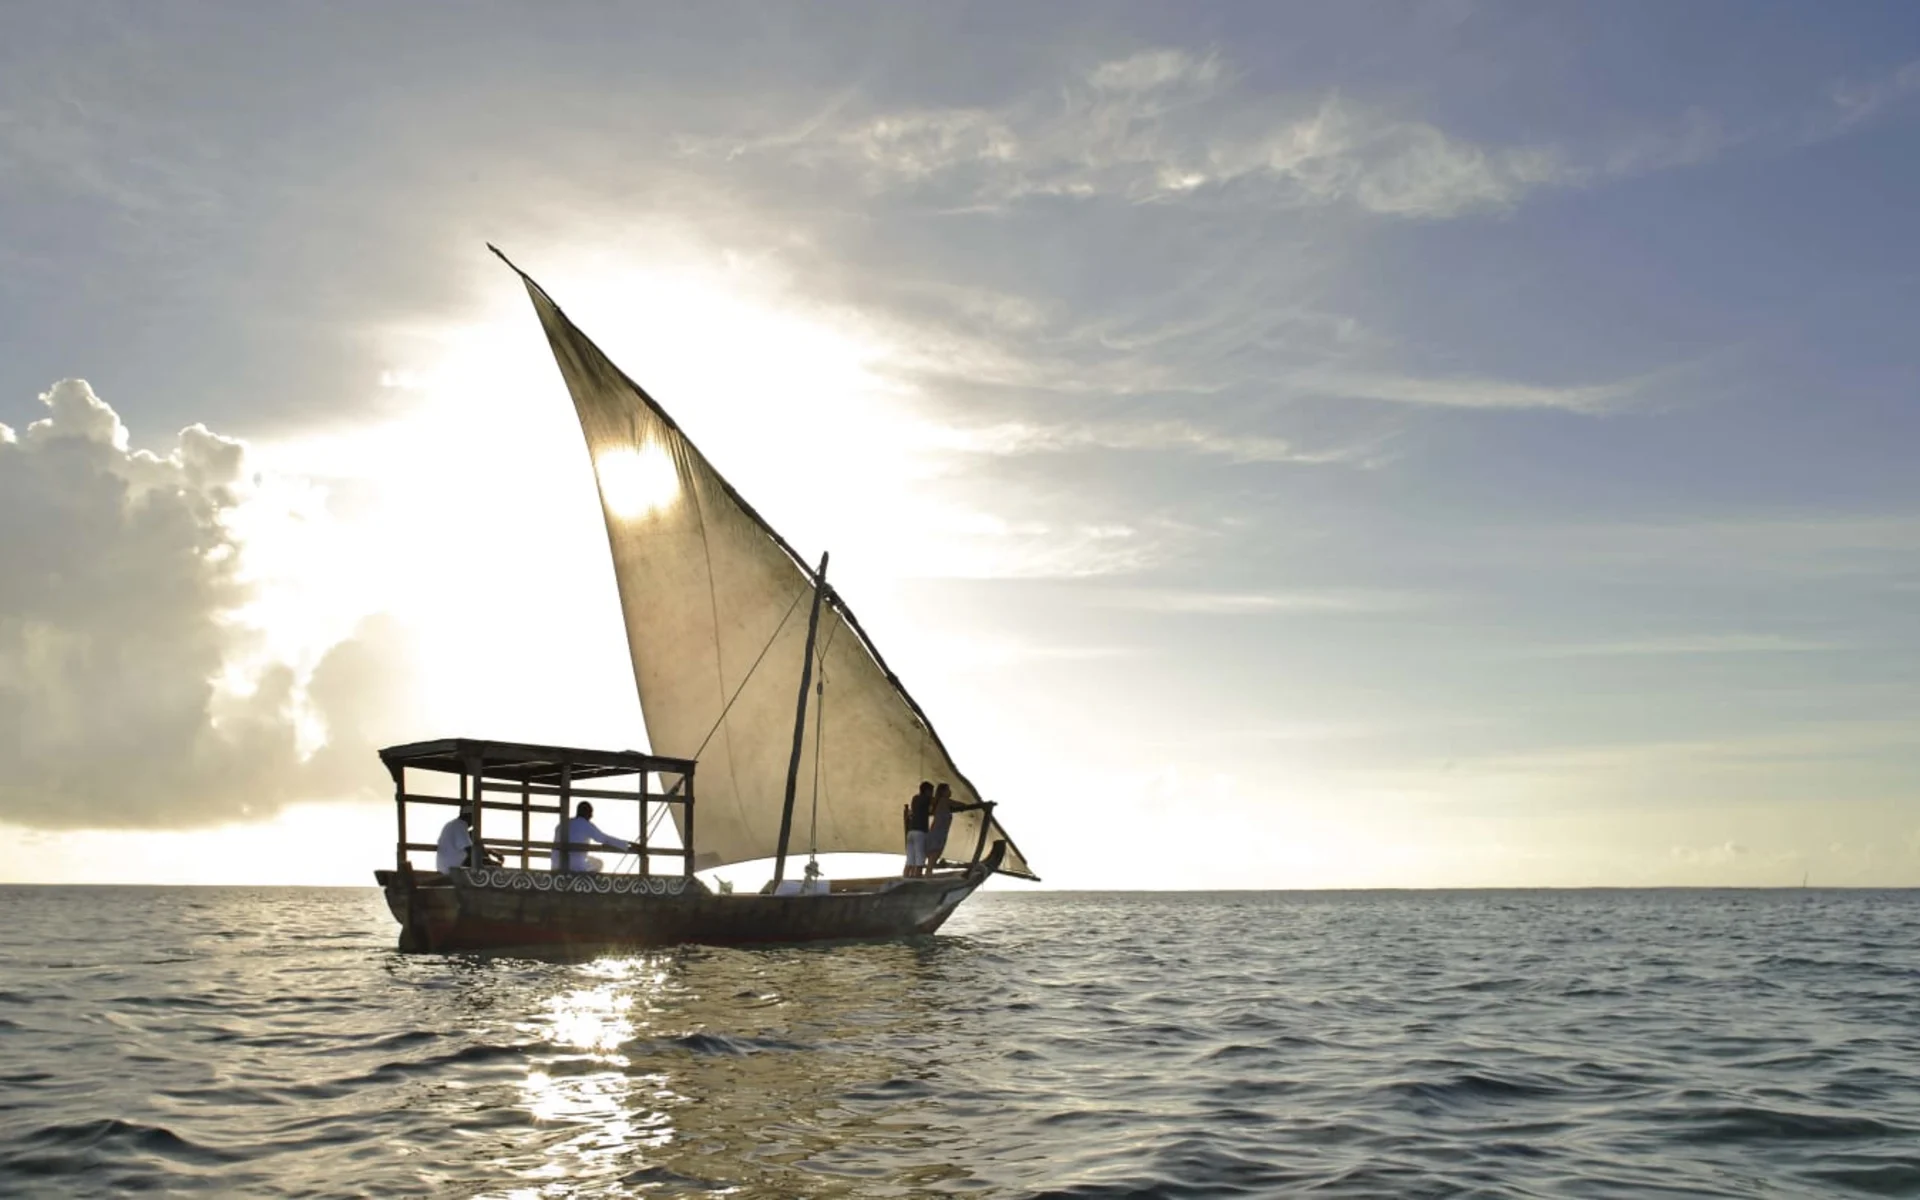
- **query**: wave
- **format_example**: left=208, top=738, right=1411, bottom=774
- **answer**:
left=642, top=1031, right=806, bottom=1056
left=8, top=1117, right=245, bottom=1172
left=1804, top=1158, right=1920, bottom=1194
left=1379, top=1071, right=1570, bottom=1109
left=1663, top=1104, right=1911, bottom=1143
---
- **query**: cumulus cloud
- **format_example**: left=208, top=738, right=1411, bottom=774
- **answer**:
left=0, top=380, right=410, bottom=830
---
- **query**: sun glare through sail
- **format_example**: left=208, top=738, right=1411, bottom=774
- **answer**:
left=594, top=442, right=681, bottom=519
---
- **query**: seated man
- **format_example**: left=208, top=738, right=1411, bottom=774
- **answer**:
left=435, top=811, right=500, bottom=874
left=550, top=800, right=635, bottom=873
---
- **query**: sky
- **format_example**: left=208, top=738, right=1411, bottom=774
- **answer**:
left=1, top=1, right=1917, bottom=887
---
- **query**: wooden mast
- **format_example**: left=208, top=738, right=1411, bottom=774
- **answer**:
left=773, top=552, right=829, bottom=887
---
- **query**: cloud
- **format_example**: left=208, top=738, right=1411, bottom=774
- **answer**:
left=1297, top=369, right=1642, bottom=412
left=915, top=514, right=1165, bottom=580
left=1599, top=107, right=1743, bottom=178
left=1098, top=587, right=1432, bottom=615
left=1536, top=515, right=1920, bottom=580
left=1670, top=841, right=1749, bottom=867
left=1395, top=720, right=1920, bottom=794
left=1829, top=58, right=1920, bottom=130
left=1523, top=634, right=1843, bottom=658
left=908, top=631, right=1136, bottom=675
left=1597, top=58, right=1920, bottom=179
left=0, top=380, right=409, bottom=830
left=935, top=418, right=1362, bottom=464
left=694, top=44, right=1920, bottom=241
left=1087, top=48, right=1224, bottom=94
left=701, top=49, right=1573, bottom=220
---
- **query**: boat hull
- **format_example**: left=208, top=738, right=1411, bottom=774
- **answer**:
left=375, top=857, right=995, bottom=954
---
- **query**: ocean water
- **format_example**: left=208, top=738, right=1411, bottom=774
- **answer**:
left=1, top=888, right=1917, bottom=1198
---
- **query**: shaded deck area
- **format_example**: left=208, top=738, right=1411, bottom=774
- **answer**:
left=383, top=738, right=698, bottom=877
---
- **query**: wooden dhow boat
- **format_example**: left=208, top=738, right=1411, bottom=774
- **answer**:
left=375, top=251, right=1035, bottom=953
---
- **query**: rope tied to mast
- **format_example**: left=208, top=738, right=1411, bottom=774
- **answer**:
left=690, top=583, right=810, bottom=763
left=652, top=579, right=810, bottom=794
left=637, top=577, right=818, bottom=873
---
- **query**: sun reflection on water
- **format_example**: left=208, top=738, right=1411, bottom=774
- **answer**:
left=464, top=943, right=957, bottom=1197
left=505, top=957, right=682, bottom=1196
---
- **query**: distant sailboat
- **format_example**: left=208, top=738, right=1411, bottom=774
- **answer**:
left=374, top=249, right=1034, bottom=952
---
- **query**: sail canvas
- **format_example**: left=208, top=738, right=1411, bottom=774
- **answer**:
left=505, top=257, right=1034, bottom=881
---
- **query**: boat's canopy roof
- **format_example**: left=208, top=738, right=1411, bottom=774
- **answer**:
left=379, top=738, right=696, bottom=786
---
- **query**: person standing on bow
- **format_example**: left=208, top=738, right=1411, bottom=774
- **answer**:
left=925, top=783, right=956, bottom=870
left=904, top=781, right=933, bottom=877
left=550, top=801, right=635, bottom=873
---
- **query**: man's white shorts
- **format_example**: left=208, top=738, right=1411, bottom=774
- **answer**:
left=905, top=831, right=927, bottom=867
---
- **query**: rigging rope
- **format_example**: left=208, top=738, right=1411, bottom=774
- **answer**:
left=688, top=583, right=809, bottom=763
left=641, top=582, right=810, bottom=867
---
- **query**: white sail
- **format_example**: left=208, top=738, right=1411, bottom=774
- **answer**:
left=505, top=255, right=1034, bottom=880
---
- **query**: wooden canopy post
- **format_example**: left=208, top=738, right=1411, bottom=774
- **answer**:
left=520, top=777, right=531, bottom=868
left=682, top=772, right=696, bottom=879
left=557, top=756, right=573, bottom=873
left=393, top=762, right=408, bottom=871
left=638, top=770, right=650, bottom=877
left=773, top=552, right=829, bottom=887
left=462, top=754, right=482, bottom=869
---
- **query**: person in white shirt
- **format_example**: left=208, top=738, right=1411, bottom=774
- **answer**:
left=551, top=801, right=635, bottom=873
left=435, top=812, right=497, bottom=875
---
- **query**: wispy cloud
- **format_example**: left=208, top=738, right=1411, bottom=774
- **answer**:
left=1407, top=719, right=1920, bottom=785
left=1669, top=840, right=1749, bottom=867
left=863, top=274, right=1647, bottom=424
left=905, top=511, right=1175, bottom=580
left=1523, top=634, right=1845, bottom=658
left=1537, top=515, right=1920, bottom=578
left=908, top=631, right=1137, bottom=674
left=1829, top=58, right=1920, bottom=130
left=0, top=54, right=234, bottom=226
left=1599, top=107, right=1743, bottom=177
left=698, top=46, right=1920, bottom=239
left=697, top=49, right=1574, bottom=220
left=1096, top=587, right=1434, bottom=615
left=1596, top=56, right=1920, bottom=179
left=934, top=418, right=1370, bottom=465
left=1296, top=369, right=1644, bottom=413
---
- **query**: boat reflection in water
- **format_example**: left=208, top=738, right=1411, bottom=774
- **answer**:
left=434, top=936, right=985, bottom=1197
